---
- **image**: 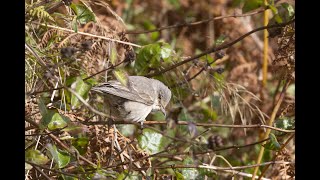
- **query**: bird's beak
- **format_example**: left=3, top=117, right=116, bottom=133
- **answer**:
left=160, top=105, right=166, bottom=117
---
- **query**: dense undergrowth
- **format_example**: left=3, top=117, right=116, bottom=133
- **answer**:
left=25, top=0, right=295, bottom=179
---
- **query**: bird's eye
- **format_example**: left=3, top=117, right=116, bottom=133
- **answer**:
left=159, top=91, right=163, bottom=99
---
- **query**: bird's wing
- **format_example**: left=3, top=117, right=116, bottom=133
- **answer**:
left=91, top=77, right=155, bottom=105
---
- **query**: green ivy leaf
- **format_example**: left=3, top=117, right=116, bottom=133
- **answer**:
left=175, top=171, right=185, bottom=180
left=281, top=3, right=294, bottom=18
left=40, top=109, right=57, bottom=129
left=138, top=129, right=163, bottom=154
left=47, top=113, right=68, bottom=130
left=117, top=125, right=136, bottom=137
left=72, top=137, right=89, bottom=155
left=71, top=77, right=91, bottom=109
left=181, top=157, right=199, bottom=179
left=37, top=97, right=50, bottom=116
left=268, top=2, right=295, bottom=30
left=263, top=133, right=281, bottom=150
left=198, top=168, right=215, bottom=178
left=269, top=4, right=283, bottom=23
left=47, top=144, right=70, bottom=169
left=242, top=0, right=263, bottom=13
left=25, top=149, right=49, bottom=165
left=275, top=118, right=295, bottom=130
left=160, top=43, right=173, bottom=61
left=135, top=42, right=173, bottom=75
left=70, top=3, right=96, bottom=24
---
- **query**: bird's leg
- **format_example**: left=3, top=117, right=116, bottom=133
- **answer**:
left=140, top=121, right=144, bottom=130
left=107, top=118, right=114, bottom=132
left=107, top=106, right=113, bottom=133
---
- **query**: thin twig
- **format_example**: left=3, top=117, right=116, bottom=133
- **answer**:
left=83, top=60, right=125, bottom=81
left=145, top=125, right=190, bottom=143
left=25, top=126, right=67, bottom=136
left=170, top=66, right=206, bottom=88
left=146, top=19, right=295, bottom=78
left=125, top=8, right=267, bottom=34
left=88, top=120, right=295, bottom=133
left=33, top=165, right=53, bottom=180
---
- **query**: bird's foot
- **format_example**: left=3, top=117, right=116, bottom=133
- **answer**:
left=107, top=118, right=115, bottom=132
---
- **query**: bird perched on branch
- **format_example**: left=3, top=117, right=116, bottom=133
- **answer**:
left=91, top=76, right=171, bottom=128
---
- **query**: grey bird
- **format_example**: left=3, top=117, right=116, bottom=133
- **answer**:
left=91, top=76, right=171, bottom=127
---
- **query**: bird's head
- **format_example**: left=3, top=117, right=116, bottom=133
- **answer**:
left=154, top=81, right=172, bottom=117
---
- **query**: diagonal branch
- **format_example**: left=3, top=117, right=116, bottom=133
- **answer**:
left=125, top=8, right=267, bottom=34
left=146, top=19, right=295, bottom=78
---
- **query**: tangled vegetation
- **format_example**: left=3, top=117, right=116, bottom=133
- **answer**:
left=25, top=0, right=295, bottom=179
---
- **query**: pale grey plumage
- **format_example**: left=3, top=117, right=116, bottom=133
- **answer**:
left=91, top=76, right=171, bottom=126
